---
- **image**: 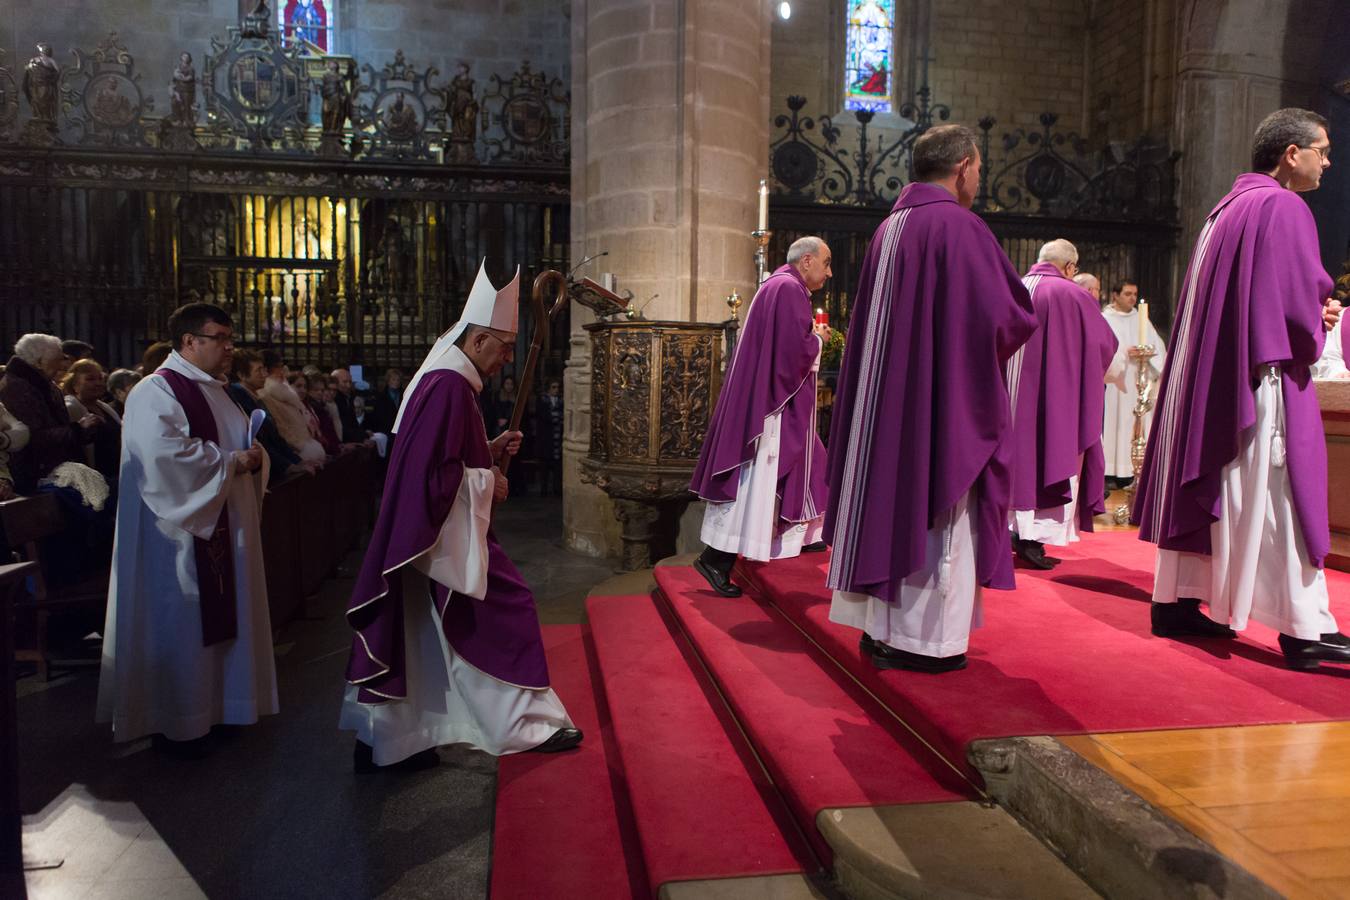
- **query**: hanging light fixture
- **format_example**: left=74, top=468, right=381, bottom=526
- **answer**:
left=778, top=2, right=792, bottom=20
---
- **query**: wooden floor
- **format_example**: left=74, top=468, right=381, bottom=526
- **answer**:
left=1064, top=722, right=1350, bottom=900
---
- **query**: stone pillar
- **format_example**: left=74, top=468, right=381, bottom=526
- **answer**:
left=563, top=0, right=772, bottom=558
left=1172, top=0, right=1328, bottom=258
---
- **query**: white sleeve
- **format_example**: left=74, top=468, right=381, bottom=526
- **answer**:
left=412, top=467, right=495, bottom=600
left=1104, top=346, right=1129, bottom=391
left=122, top=376, right=236, bottom=541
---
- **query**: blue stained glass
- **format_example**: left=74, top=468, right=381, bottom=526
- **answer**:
left=280, top=0, right=332, bottom=52
left=844, top=0, right=893, bottom=114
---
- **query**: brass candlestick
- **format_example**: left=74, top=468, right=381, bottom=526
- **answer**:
left=752, top=229, right=771, bottom=284
left=1114, top=344, right=1157, bottom=524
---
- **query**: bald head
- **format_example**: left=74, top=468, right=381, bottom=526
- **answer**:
left=1072, top=272, right=1100, bottom=301
left=330, top=367, right=353, bottom=395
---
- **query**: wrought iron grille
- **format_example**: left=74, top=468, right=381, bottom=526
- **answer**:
left=0, top=151, right=569, bottom=374
left=767, top=90, right=1182, bottom=334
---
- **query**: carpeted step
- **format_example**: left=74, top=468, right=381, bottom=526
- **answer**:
left=586, top=593, right=814, bottom=895
left=652, top=563, right=974, bottom=864
left=491, top=624, right=647, bottom=900
left=737, top=533, right=1350, bottom=784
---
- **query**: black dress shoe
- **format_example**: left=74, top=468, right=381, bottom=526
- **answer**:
left=1320, top=632, right=1350, bottom=647
left=354, top=740, right=439, bottom=774
left=1151, top=599, right=1236, bottom=638
left=1279, top=633, right=1350, bottom=670
left=531, top=727, right=584, bottom=753
left=871, top=642, right=967, bottom=673
left=802, top=541, right=828, bottom=553
left=1013, top=538, right=1056, bottom=571
left=693, top=558, right=742, bottom=597
left=859, top=633, right=875, bottom=655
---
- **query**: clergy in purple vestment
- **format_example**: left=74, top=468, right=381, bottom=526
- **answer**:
left=1006, top=239, right=1119, bottom=570
left=689, top=237, right=833, bottom=597
left=824, top=124, right=1037, bottom=674
left=1133, top=108, right=1350, bottom=671
left=340, top=261, right=581, bottom=771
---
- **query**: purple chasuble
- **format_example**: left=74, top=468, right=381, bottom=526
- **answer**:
left=1134, top=173, right=1334, bottom=565
left=1006, top=262, right=1119, bottom=530
left=154, top=367, right=238, bottom=647
left=824, top=183, right=1037, bottom=598
left=690, top=264, right=827, bottom=522
left=345, top=369, right=550, bottom=703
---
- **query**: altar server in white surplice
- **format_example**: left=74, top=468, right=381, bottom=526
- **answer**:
left=96, top=302, right=276, bottom=749
left=1101, top=280, right=1165, bottom=483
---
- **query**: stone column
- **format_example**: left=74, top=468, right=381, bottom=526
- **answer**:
left=563, top=0, right=772, bottom=558
left=1172, top=0, right=1328, bottom=256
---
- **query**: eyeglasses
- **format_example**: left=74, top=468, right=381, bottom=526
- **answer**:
left=1300, top=144, right=1331, bottom=161
left=481, top=331, right=515, bottom=351
left=192, top=332, right=235, bottom=346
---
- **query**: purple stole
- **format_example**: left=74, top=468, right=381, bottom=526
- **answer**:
left=156, top=368, right=238, bottom=647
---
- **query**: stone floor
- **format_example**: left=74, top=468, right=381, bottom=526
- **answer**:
left=18, top=496, right=615, bottom=900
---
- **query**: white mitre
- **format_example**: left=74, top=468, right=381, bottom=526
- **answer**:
left=393, top=259, right=520, bottom=432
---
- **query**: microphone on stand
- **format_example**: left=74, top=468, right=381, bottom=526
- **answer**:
left=568, top=250, right=609, bottom=281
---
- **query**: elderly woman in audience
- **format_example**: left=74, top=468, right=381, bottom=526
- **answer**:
left=260, top=354, right=326, bottom=466
left=0, top=401, right=32, bottom=501
left=0, top=334, right=96, bottom=494
left=62, top=358, right=122, bottom=483
left=106, top=369, right=142, bottom=417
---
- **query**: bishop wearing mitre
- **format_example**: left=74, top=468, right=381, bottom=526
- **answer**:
left=341, top=261, right=581, bottom=771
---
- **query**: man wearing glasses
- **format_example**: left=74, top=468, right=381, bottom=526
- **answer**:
left=1005, top=239, right=1119, bottom=570
left=1135, top=108, right=1350, bottom=670
left=98, top=302, right=275, bottom=754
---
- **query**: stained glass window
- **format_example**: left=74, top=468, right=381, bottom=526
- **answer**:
left=279, top=0, right=335, bottom=53
left=844, top=0, right=894, bottom=114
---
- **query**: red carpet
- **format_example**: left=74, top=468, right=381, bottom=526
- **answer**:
left=586, top=593, right=813, bottom=893
left=654, top=564, right=972, bottom=861
left=738, top=532, right=1350, bottom=781
left=491, top=625, right=646, bottom=900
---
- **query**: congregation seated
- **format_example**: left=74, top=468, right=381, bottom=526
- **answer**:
left=365, top=368, right=404, bottom=435
left=259, top=352, right=326, bottom=467
left=302, top=373, right=342, bottom=456
left=227, top=350, right=309, bottom=479
left=0, top=401, right=31, bottom=502
left=106, top=369, right=142, bottom=418
left=0, top=334, right=96, bottom=495
left=62, top=359, right=122, bottom=485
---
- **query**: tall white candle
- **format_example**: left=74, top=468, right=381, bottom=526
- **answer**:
left=1138, top=300, right=1149, bottom=346
left=757, top=179, right=769, bottom=231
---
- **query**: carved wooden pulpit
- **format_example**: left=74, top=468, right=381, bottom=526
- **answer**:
left=581, top=320, right=725, bottom=570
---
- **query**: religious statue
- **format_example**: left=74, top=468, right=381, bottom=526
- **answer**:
left=160, top=50, right=200, bottom=151
left=446, top=62, right=478, bottom=163
left=170, top=52, right=196, bottom=127
left=21, top=42, right=61, bottom=144
left=381, top=92, right=419, bottom=142
left=367, top=217, right=413, bottom=314
left=316, top=58, right=353, bottom=158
